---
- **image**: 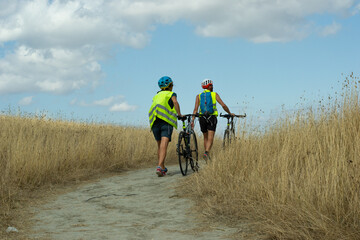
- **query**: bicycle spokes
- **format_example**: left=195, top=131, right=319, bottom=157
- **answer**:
left=177, top=114, right=199, bottom=176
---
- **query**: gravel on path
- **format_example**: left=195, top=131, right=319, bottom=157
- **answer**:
left=28, top=165, right=239, bottom=240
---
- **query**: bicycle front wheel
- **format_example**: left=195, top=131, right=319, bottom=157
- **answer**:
left=177, top=132, right=188, bottom=176
left=189, top=132, right=199, bottom=172
left=223, top=129, right=230, bottom=148
left=229, top=129, right=236, bottom=144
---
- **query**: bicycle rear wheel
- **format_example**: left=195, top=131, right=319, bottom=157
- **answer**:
left=177, top=132, right=188, bottom=176
left=189, top=132, right=199, bottom=172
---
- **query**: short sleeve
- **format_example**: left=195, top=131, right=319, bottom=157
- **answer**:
left=168, top=92, right=177, bottom=108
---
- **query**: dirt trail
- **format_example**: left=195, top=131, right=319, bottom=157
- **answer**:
left=28, top=165, right=239, bottom=240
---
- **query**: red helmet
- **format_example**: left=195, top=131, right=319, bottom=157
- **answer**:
left=201, top=79, right=213, bottom=89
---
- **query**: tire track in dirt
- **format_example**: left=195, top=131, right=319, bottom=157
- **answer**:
left=28, top=165, right=239, bottom=240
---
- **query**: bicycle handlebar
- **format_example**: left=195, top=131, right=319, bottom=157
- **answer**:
left=177, top=113, right=199, bottom=121
left=220, top=113, right=246, bottom=118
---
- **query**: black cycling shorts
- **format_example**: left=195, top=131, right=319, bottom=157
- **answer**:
left=199, top=115, right=217, bottom=133
left=151, top=118, right=174, bottom=142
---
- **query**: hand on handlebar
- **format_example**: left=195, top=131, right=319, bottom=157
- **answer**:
left=177, top=114, right=186, bottom=121
left=191, top=120, right=195, bottom=129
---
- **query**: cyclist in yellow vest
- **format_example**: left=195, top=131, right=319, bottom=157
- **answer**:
left=191, top=79, right=234, bottom=160
left=149, top=76, right=182, bottom=177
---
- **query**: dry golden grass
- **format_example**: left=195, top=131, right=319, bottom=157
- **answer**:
left=2, top=75, right=360, bottom=240
left=180, top=75, right=360, bottom=240
left=0, top=115, right=177, bottom=234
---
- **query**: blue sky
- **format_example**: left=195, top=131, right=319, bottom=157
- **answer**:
left=0, top=0, right=360, bottom=131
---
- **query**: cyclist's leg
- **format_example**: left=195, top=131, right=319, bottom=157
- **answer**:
left=202, top=131, right=212, bottom=162
left=205, top=130, right=215, bottom=152
left=205, top=116, right=217, bottom=153
left=152, top=120, right=163, bottom=164
left=199, top=116, right=208, bottom=151
left=157, top=136, right=170, bottom=169
left=203, top=131, right=208, bottom=150
left=154, top=120, right=173, bottom=172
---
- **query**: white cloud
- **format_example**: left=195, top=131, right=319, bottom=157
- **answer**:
left=0, top=1, right=18, bottom=18
left=71, top=95, right=137, bottom=112
left=0, top=0, right=356, bottom=47
left=0, top=0, right=358, bottom=94
left=320, top=22, right=342, bottom=36
left=18, top=96, right=33, bottom=105
left=110, top=102, right=138, bottom=112
left=0, top=0, right=149, bottom=48
left=0, top=45, right=102, bottom=94
left=93, top=95, right=125, bottom=106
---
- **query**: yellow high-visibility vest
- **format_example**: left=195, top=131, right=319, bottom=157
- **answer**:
left=149, top=91, right=178, bottom=129
left=199, top=90, right=218, bottom=116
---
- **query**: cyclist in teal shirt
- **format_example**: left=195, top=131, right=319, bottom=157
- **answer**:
left=149, top=76, right=182, bottom=177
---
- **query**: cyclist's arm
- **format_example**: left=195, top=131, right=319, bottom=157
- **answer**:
left=191, top=95, right=200, bottom=122
left=216, top=93, right=233, bottom=115
left=171, top=95, right=182, bottom=117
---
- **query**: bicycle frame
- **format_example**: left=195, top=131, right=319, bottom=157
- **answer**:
left=220, top=113, right=246, bottom=131
left=177, top=114, right=199, bottom=175
left=179, top=114, right=197, bottom=157
left=225, top=116, right=235, bottom=133
left=220, top=113, right=246, bottom=148
left=181, top=116, right=194, bottom=136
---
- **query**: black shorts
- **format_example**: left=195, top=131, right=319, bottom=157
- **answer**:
left=151, top=118, right=174, bottom=141
left=199, top=115, right=217, bottom=133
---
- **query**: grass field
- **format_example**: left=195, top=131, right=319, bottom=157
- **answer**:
left=0, top=115, right=178, bottom=236
left=180, top=75, right=360, bottom=239
left=1, top=75, right=360, bottom=239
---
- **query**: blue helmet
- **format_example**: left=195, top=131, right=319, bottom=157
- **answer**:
left=158, top=76, right=173, bottom=89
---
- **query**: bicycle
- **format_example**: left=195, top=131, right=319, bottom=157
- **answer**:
left=176, top=114, right=199, bottom=176
left=220, top=113, right=246, bottom=148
